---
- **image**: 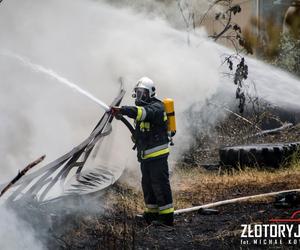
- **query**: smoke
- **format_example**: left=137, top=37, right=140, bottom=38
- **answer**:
left=0, top=205, right=44, bottom=250
left=104, top=0, right=217, bottom=29
left=0, top=2, right=220, bottom=246
left=242, top=56, right=300, bottom=109
left=0, top=0, right=298, bottom=185
left=0, top=0, right=221, bottom=181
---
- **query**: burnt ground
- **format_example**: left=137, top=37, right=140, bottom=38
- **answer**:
left=136, top=202, right=300, bottom=250
left=37, top=168, right=300, bottom=250
left=43, top=195, right=300, bottom=250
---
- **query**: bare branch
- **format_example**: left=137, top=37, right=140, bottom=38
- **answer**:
left=0, top=155, right=46, bottom=198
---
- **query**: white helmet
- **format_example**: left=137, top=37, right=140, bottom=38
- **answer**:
left=132, top=77, right=156, bottom=105
left=135, top=77, right=156, bottom=97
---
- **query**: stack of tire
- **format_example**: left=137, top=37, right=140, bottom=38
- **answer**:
left=219, top=142, right=300, bottom=168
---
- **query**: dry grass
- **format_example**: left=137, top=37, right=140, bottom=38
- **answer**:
left=105, top=157, right=300, bottom=214
left=172, top=162, right=300, bottom=210
left=105, top=183, right=145, bottom=214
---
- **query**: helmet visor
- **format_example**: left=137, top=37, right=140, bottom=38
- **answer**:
left=135, top=87, right=150, bottom=103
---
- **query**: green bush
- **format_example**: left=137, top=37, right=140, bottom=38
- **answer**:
left=273, top=33, right=300, bottom=77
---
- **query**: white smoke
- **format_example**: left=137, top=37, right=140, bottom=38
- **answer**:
left=0, top=0, right=299, bottom=188
left=0, top=205, right=44, bottom=250
left=104, top=0, right=216, bottom=29
left=0, top=4, right=220, bottom=247
left=213, top=44, right=300, bottom=111
left=243, top=57, right=300, bottom=109
left=0, top=0, right=221, bottom=182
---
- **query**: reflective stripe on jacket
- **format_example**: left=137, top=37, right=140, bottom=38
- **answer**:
left=120, top=98, right=169, bottom=162
left=142, top=143, right=170, bottom=160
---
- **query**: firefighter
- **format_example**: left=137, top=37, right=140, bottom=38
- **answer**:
left=111, top=77, right=174, bottom=226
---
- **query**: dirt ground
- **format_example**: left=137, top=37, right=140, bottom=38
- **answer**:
left=41, top=164, right=300, bottom=250
left=45, top=188, right=300, bottom=250
left=134, top=202, right=300, bottom=250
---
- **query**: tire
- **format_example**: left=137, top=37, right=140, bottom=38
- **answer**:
left=219, top=142, right=300, bottom=168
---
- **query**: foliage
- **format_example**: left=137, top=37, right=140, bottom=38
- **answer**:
left=211, top=1, right=251, bottom=54
left=206, top=1, right=252, bottom=114
left=243, top=8, right=300, bottom=77
left=177, top=0, right=253, bottom=113
left=243, top=16, right=282, bottom=60
left=273, top=33, right=300, bottom=77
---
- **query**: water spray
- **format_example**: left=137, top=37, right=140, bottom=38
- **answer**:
left=1, top=51, right=111, bottom=112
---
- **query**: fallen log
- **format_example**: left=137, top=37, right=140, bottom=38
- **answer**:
left=0, top=155, right=46, bottom=198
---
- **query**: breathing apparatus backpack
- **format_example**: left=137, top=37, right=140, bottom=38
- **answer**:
left=163, top=98, right=176, bottom=145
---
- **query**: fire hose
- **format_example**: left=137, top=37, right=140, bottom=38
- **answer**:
left=174, top=189, right=300, bottom=215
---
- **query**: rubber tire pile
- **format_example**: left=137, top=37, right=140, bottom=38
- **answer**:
left=219, top=142, right=300, bottom=168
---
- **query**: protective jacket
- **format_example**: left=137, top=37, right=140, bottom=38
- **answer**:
left=119, top=97, right=174, bottom=226
left=120, top=98, right=169, bottom=162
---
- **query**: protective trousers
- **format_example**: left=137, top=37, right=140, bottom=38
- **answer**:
left=141, top=156, right=174, bottom=226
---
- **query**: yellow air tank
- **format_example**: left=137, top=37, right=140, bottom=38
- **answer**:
left=163, top=98, right=176, bottom=136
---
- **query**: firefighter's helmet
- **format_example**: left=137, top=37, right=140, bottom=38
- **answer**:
left=132, top=77, right=156, bottom=105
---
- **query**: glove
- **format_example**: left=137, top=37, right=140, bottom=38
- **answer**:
left=110, top=106, right=123, bottom=120
left=110, top=106, right=121, bottom=116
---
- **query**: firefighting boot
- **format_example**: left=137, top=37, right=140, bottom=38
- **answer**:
left=143, top=212, right=159, bottom=225
left=158, top=212, right=174, bottom=227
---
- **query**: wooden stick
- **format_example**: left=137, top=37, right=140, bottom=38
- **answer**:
left=208, top=101, right=261, bottom=131
left=0, top=155, right=46, bottom=198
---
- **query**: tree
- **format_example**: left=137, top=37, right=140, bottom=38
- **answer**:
left=177, top=0, right=252, bottom=113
